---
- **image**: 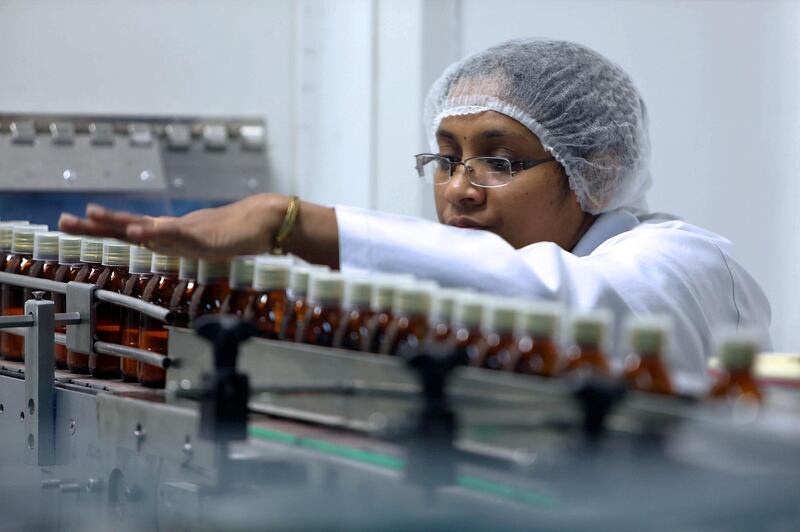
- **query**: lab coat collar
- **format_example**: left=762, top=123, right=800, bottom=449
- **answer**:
left=570, top=209, right=640, bottom=257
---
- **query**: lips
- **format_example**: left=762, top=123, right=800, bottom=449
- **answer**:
left=447, top=216, right=489, bottom=229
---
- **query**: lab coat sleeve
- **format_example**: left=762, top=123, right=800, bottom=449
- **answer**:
left=335, top=205, right=579, bottom=300
left=334, top=205, right=771, bottom=392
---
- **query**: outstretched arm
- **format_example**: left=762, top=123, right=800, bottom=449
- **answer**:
left=58, top=193, right=341, bottom=268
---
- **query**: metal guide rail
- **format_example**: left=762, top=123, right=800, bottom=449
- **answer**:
left=0, top=270, right=800, bottom=529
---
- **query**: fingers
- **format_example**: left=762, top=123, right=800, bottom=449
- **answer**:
left=58, top=213, right=129, bottom=240
left=85, top=203, right=149, bottom=226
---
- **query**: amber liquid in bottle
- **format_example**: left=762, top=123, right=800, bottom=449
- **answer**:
left=562, top=343, right=610, bottom=376
left=1, top=253, right=35, bottom=361
left=709, top=368, right=762, bottom=402
left=246, top=289, right=288, bottom=340
left=53, top=264, right=82, bottom=369
left=383, top=314, right=429, bottom=356
left=302, top=300, right=342, bottom=347
left=91, top=266, right=130, bottom=378
left=366, top=310, right=393, bottom=353
left=337, top=308, right=375, bottom=351
left=120, top=273, right=152, bottom=381
left=169, top=279, right=196, bottom=328
left=511, top=335, right=560, bottom=377
left=623, top=352, right=673, bottom=395
left=139, top=274, right=181, bottom=388
left=188, top=280, right=230, bottom=326
left=67, top=262, right=103, bottom=374
left=476, top=330, right=516, bottom=371
left=280, top=294, right=308, bottom=342
left=452, top=325, right=483, bottom=366
left=222, top=288, right=255, bottom=319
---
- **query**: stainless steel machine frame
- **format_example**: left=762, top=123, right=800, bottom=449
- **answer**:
left=0, top=269, right=799, bottom=530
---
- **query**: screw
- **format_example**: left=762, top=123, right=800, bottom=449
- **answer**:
left=41, top=479, right=62, bottom=489
left=60, top=483, right=81, bottom=493
left=86, top=478, right=103, bottom=493
left=69, top=419, right=76, bottom=435
left=134, top=423, right=145, bottom=451
left=32, top=291, right=45, bottom=301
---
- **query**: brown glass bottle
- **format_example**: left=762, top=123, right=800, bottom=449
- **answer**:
left=25, top=232, right=62, bottom=302
left=301, top=272, right=344, bottom=347
left=139, top=254, right=181, bottom=388
left=1, top=224, right=48, bottom=361
left=53, top=235, right=83, bottom=369
left=561, top=311, right=612, bottom=377
left=279, top=266, right=316, bottom=341
left=90, top=241, right=131, bottom=379
left=450, top=295, right=484, bottom=366
left=0, top=221, right=29, bottom=271
left=169, top=258, right=198, bottom=328
left=508, top=306, right=562, bottom=377
left=66, top=238, right=104, bottom=374
left=475, top=303, right=517, bottom=371
left=708, top=335, right=762, bottom=403
left=382, top=283, right=436, bottom=356
left=221, top=256, right=256, bottom=318
left=245, top=257, right=291, bottom=340
left=188, top=259, right=230, bottom=326
left=425, top=290, right=457, bottom=346
left=365, top=278, right=407, bottom=353
left=120, top=246, right=153, bottom=381
left=335, top=278, right=375, bottom=350
left=622, top=319, right=673, bottom=395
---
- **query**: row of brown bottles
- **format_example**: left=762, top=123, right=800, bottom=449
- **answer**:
left=1, top=224, right=49, bottom=361
left=0, top=232, right=764, bottom=402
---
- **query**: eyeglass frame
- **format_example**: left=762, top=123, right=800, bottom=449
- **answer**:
left=414, top=153, right=556, bottom=189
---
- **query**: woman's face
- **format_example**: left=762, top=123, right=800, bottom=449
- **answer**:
left=433, top=111, right=591, bottom=250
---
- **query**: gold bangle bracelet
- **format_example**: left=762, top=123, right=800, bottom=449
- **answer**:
left=271, top=195, right=300, bottom=255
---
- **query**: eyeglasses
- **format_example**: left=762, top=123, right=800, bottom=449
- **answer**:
left=414, top=153, right=556, bottom=188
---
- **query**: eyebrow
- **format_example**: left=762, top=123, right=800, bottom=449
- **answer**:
left=435, top=128, right=526, bottom=140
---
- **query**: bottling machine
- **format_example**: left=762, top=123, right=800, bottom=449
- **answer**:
left=0, top=268, right=799, bottom=530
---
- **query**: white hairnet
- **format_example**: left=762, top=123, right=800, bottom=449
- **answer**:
left=424, top=38, right=651, bottom=215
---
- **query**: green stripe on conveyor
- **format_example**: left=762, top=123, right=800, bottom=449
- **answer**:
left=248, top=425, right=555, bottom=508
left=456, top=475, right=555, bottom=507
left=248, top=426, right=404, bottom=470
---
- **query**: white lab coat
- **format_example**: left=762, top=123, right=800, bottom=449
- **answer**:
left=335, top=205, right=772, bottom=393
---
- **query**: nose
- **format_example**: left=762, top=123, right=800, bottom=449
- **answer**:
left=442, top=164, right=485, bottom=208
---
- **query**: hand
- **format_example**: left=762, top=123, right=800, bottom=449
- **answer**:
left=58, top=194, right=289, bottom=259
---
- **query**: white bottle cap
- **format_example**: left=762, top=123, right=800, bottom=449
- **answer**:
left=431, top=289, right=461, bottom=325
left=453, top=293, right=484, bottom=329
left=253, top=256, right=292, bottom=291
left=197, top=259, right=230, bottom=284
left=519, top=301, right=563, bottom=339
left=129, top=245, right=154, bottom=274
left=151, top=253, right=180, bottom=275
left=370, top=274, right=416, bottom=311
left=716, top=327, right=762, bottom=371
left=80, top=237, right=104, bottom=264
left=392, top=281, right=437, bottom=316
left=33, top=231, right=62, bottom=261
left=179, top=257, right=198, bottom=280
left=571, top=308, right=613, bottom=347
left=624, top=314, right=673, bottom=357
left=343, top=277, right=374, bottom=309
left=58, top=235, right=83, bottom=265
left=229, top=256, right=256, bottom=289
left=11, top=224, right=49, bottom=254
left=289, top=265, right=328, bottom=296
left=307, top=271, right=345, bottom=304
left=0, top=221, right=29, bottom=251
left=102, top=239, right=131, bottom=267
left=482, top=298, right=519, bottom=334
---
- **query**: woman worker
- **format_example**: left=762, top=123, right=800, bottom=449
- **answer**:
left=59, top=38, right=771, bottom=390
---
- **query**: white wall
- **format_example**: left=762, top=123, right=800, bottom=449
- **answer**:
left=0, top=0, right=298, bottom=194
left=458, top=0, right=800, bottom=351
